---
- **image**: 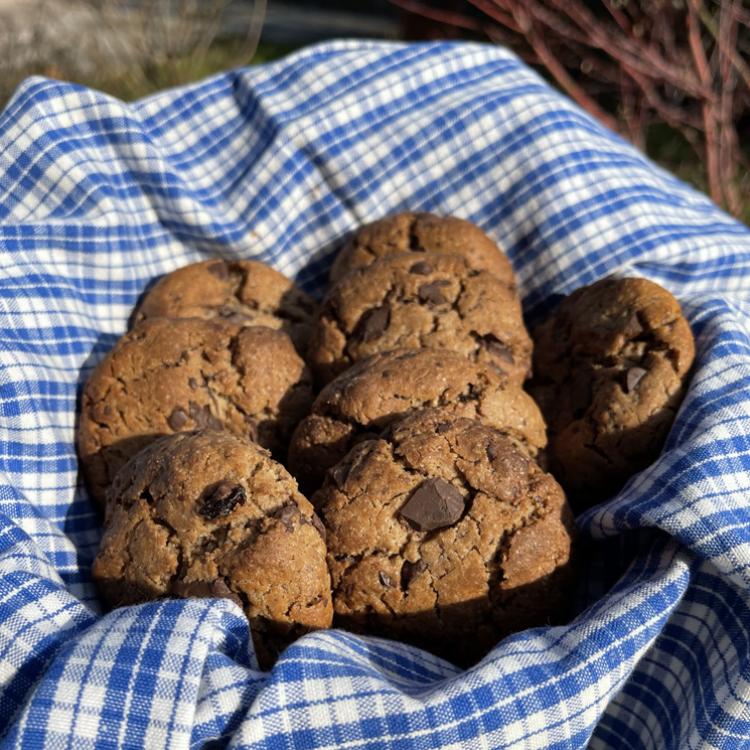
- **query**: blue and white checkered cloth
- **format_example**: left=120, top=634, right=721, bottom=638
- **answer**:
left=0, top=39, right=749, bottom=749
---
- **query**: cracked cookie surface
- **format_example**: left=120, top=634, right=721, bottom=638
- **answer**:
left=530, top=276, right=695, bottom=505
left=133, top=259, right=317, bottom=355
left=78, top=317, right=313, bottom=506
left=288, top=348, right=547, bottom=494
left=314, top=408, right=576, bottom=666
left=329, top=212, right=516, bottom=286
left=92, top=430, right=332, bottom=669
left=309, top=252, right=532, bottom=385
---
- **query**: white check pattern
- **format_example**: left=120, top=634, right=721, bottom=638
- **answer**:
left=0, top=40, right=748, bottom=749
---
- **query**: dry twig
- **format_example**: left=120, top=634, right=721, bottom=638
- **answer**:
left=391, top=0, right=750, bottom=216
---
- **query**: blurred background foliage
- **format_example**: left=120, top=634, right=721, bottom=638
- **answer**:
left=0, top=0, right=747, bottom=221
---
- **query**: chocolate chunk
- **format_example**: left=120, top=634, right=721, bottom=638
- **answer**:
left=207, top=261, right=229, bottom=280
left=199, top=481, right=246, bottom=519
left=435, top=421, right=452, bottom=434
left=329, top=462, right=351, bottom=491
left=483, top=335, right=515, bottom=364
left=188, top=401, right=224, bottom=431
left=486, top=442, right=498, bottom=462
left=398, top=478, right=466, bottom=532
left=625, top=366, right=648, bottom=393
left=209, top=578, right=243, bottom=608
left=623, top=312, right=643, bottom=338
left=400, top=559, right=427, bottom=590
left=172, top=579, right=213, bottom=598
left=418, top=280, right=451, bottom=305
left=352, top=305, right=390, bottom=342
left=457, top=383, right=480, bottom=403
left=311, top=513, right=326, bottom=540
left=167, top=407, right=189, bottom=430
left=188, top=377, right=199, bottom=390
left=275, top=503, right=298, bottom=532
left=409, top=261, right=433, bottom=275
left=218, top=307, right=250, bottom=325
left=379, top=571, right=393, bottom=587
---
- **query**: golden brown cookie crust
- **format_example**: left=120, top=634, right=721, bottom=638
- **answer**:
left=531, top=276, right=695, bottom=503
left=288, top=348, right=546, bottom=494
left=329, top=212, right=515, bottom=286
left=77, top=317, right=313, bottom=506
left=314, top=408, right=576, bottom=666
left=133, top=259, right=317, bottom=355
left=309, top=252, right=532, bottom=385
left=93, top=430, right=332, bottom=668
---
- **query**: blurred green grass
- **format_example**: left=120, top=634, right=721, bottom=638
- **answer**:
left=85, top=40, right=293, bottom=101
left=1, top=39, right=292, bottom=107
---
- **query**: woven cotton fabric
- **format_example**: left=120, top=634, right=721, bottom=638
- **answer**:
left=0, top=40, right=749, bottom=749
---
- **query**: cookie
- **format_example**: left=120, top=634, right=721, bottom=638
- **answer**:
left=314, top=408, right=576, bottom=665
left=329, top=212, right=515, bottom=286
left=288, top=348, right=546, bottom=494
left=92, top=430, right=332, bottom=668
left=531, top=276, right=695, bottom=504
left=309, top=252, right=532, bottom=385
left=78, top=317, right=313, bottom=506
left=133, top=259, right=317, bottom=355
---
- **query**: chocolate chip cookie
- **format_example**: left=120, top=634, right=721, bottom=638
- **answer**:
left=314, top=409, right=576, bottom=665
left=92, top=430, right=332, bottom=668
left=133, top=259, right=317, bottom=355
left=531, top=276, right=695, bottom=505
left=329, top=212, right=515, bottom=286
left=288, top=348, right=546, bottom=494
left=78, top=317, right=313, bottom=506
left=309, top=252, right=532, bottom=385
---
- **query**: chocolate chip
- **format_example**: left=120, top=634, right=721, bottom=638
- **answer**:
left=218, top=307, right=250, bottom=325
left=418, top=280, right=451, bottom=305
left=400, top=559, right=427, bottom=590
left=188, top=401, right=224, bottom=431
left=486, top=442, right=498, bottom=462
left=623, top=312, right=643, bottom=338
left=311, top=513, right=326, bottom=540
left=274, top=503, right=298, bottom=532
left=625, top=366, right=648, bottom=393
left=435, top=421, right=452, bottom=434
left=329, top=462, right=351, bottom=491
left=457, top=383, right=480, bottom=403
left=210, top=579, right=243, bottom=608
left=398, top=478, right=466, bottom=532
left=482, top=335, right=514, bottom=364
left=409, top=261, right=433, bottom=275
left=379, top=571, right=393, bottom=587
left=172, top=579, right=213, bottom=598
left=167, top=407, right=189, bottom=430
left=188, top=377, right=199, bottom=390
left=352, top=305, right=390, bottom=342
left=486, top=362, right=510, bottom=379
left=207, top=261, right=229, bottom=280
left=199, top=481, right=246, bottom=519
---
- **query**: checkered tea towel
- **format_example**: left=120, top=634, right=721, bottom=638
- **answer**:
left=0, top=40, right=749, bottom=749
